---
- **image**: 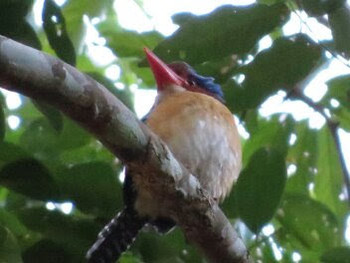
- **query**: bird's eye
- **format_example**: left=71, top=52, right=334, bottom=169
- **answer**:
left=188, top=80, right=195, bottom=86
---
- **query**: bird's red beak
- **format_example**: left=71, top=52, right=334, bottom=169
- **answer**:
left=144, top=47, right=184, bottom=90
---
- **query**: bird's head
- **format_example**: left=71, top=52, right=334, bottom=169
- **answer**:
left=144, top=48, right=225, bottom=103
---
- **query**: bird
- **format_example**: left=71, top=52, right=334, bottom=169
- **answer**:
left=86, top=48, right=242, bottom=263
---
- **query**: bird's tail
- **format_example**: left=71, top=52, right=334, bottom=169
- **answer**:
left=86, top=207, right=146, bottom=263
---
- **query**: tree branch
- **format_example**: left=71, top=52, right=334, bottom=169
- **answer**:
left=0, top=35, right=250, bottom=263
left=291, top=88, right=350, bottom=206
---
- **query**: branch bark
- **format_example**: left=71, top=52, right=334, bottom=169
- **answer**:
left=0, top=35, right=250, bottom=263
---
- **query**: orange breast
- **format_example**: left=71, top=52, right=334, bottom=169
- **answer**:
left=145, top=91, right=241, bottom=202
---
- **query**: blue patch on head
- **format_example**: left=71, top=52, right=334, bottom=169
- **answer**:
left=189, top=73, right=225, bottom=103
left=168, top=62, right=225, bottom=103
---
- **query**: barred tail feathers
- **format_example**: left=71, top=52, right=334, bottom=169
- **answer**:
left=86, top=208, right=146, bottom=263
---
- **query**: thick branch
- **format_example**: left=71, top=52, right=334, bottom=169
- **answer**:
left=291, top=89, right=350, bottom=205
left=0, top=35, right=250, bottom=263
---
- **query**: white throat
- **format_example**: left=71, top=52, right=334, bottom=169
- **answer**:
left=155, top=84, right=186, bottom=105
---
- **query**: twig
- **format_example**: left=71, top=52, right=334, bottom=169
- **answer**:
left=290, top=89, right=350, bottom=206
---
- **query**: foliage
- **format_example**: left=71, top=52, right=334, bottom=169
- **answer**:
left=0, top=0, right=349, bottom=262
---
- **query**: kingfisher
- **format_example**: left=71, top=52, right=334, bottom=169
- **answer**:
left=86, top=48, right=242, bottom=263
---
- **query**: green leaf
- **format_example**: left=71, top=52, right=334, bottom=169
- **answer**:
left=0, top=188, right=7, bottom=203
left=322, top=75, right=350, bottom=130
left=301, top=0, right=345, bottom=16
left=0, top=209, right=27, bottom=237
left=22, top=239, right=73, bottom=263
left=130, top=61, right=156, bottom=87
left=286, top=121, right=318, bottom=194
left=119, top=252, right=143, bottom=263
left=221, top=189, right=239, bottom=219
left=20, top=118, right=60, bottom=159
left=258, top=0, right=285, bottom=5
left=325, top=73, right=350, bottom=110
left=0, top=208, right=39, bottom=250
left=321, top=247, right=350, bottom=263
left=250, top=237, right=277, bottom=262
left=148, top=3, right=289, bottom=65
left=0, top=18, right=41, bottom=50
left=243, top=115, right=294, bottom=166
left=243, top=34, right=322, bottom=90
left=43, top=0, right=76, bottom=65
left=100, top=27, right=164, bottom=58
left=56, top=162, right=122, bottom=217
left=0, top=97, right=5, bottom=142
left=329, top=5, right=350, bottom=58
left=193, top=55, right=240, bottom=85
left=76, top=53, right=104, bottom=74
left=0, top=225, right=22, bottom=263
left=62, top=0, right=113, bottom=49
left=225, top=34, right=323, bottom=111
left=32, top=100, right=63, bottom=132
left=17, top=207, right=99, bottom=257
left=334, top=107, right=350, bottom=131
left=0, top=0, right=34, bottom=18
left=314, top=127, right=347, bottom=218
left=11, top=97, right=43, bottom=124
left=57, top=118, right=92, bottom=151
left=98, top=11, right=163, bottom=59
left=19, top=117, right=91, bottom=159
left=276, top=194, right=341, bottom=260
left=0, top=0, right=40, bottom=50
left=59, top=140, right=115, bottom=165
left=4, top=191, right=28, bottom=213
left=236, top=147, right=287, bottom=233
left=0, top=158, right=59, bottom=201
left=171, top=12, right=197, bottom=26
left=135, top=229, right=201, bottom=263
left=0, top=142, right=30, bottom=169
